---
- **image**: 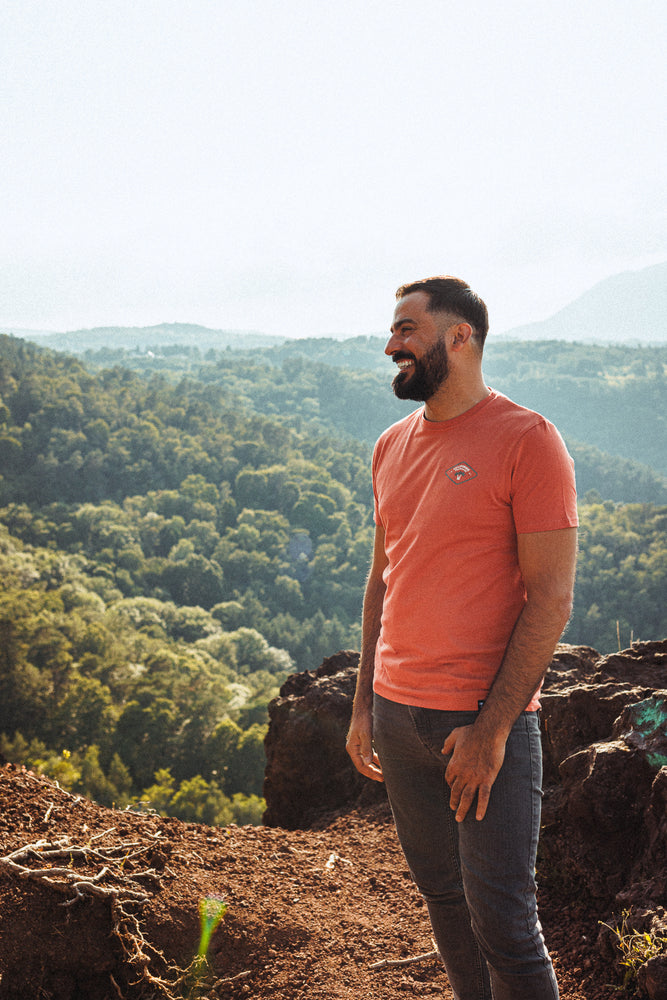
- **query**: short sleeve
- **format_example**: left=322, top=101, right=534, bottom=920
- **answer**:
left=510, top=420, right=578, bottom=533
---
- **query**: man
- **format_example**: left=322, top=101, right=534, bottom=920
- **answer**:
left=346, top=276, right=577, bottom=1000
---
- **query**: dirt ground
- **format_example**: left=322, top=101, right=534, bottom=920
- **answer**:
left=0, top=763, right=620, bottom=999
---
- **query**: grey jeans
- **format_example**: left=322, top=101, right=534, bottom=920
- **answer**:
left=373, top=694, right=559, bottom=1000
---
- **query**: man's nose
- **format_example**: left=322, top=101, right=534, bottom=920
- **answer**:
left=385, top=333, right=400, bottom=356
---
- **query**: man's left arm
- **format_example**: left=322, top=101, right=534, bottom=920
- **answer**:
left=443, top=526, right=578, bottom=822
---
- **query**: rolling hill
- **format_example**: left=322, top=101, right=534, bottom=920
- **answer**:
left=501, top=261, right=667, bottom=343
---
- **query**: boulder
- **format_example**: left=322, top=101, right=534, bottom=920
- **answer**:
left=539, top=640, right=667, bottom=987
left=555, top=739, right=655, bottom=897
left=263, top=650, right=386, bottom=829
left=540, top=641, right=667, bottom=779
left=540, top=642, right=667, bottom=891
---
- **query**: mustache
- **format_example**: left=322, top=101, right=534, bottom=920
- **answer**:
left=390, top=351, right=416, bottom=364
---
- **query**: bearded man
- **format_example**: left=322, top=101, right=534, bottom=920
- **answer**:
left=346, top=276, right=578, bottom=1000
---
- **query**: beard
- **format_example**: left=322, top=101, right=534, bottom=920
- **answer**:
left=391, top=337, right=450, bottom=401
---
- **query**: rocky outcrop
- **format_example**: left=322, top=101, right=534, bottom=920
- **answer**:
left=540, top=641, right=667, bottom=779
left=539, top=641, right=667, bottom=893
left=517, top=640, right=667, bottom=999
left=263, top=650, right=386, bottom=829
left=264, top=638, right=667, bottom=994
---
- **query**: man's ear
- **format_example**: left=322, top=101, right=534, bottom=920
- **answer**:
left=450, top=322, right=474, bottom=350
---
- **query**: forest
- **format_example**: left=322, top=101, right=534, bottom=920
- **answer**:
left=0, top=332, right=665, bottom=822
left=77, top=332, right=667, bottom=483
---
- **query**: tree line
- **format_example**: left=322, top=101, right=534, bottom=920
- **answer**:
left=72, top=336, right=667, bottom=498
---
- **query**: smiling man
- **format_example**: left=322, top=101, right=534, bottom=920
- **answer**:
left=346, top=276, right=578, bottom=1000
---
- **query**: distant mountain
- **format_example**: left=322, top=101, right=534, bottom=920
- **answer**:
left=20, top=322, right=280, bottom=353
left=0, top=326, right=57, bottom=339
left=501, top=262, right=667, bottom=343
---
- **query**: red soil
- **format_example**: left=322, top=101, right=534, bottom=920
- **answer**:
left=0, top=763, right=619, bottom=999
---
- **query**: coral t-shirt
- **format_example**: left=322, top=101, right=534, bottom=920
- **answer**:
left=372, top=390, right=578, bottom=712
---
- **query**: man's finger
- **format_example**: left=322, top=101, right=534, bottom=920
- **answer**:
left=346, top=733, right=385, bottom=782
left=475, top=784, right=491, bottom=821
left=453, top=786, right=476, bottom=823
left=346, top=732, right=371, bottom=764
left=367, top=751, right=385, bottom=782
left=352, top=752, right=384, bottom=783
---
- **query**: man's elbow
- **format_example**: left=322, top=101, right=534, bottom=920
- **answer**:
left=551, top=589, right=575, bottom=635
left=557, top=593, right=574, bottom=635
left=528, top=586, right=574, bottom=635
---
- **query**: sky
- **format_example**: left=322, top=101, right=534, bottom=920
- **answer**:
left=1, top=0, right=665, bottom=340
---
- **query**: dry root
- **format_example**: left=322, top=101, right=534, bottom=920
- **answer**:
left=0, top=830, right=157, bottom=904
left=0, top=830, right=209, bottom=998
left=369, top=940, right=441, bottom=970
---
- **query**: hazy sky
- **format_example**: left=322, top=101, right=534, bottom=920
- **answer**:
left=1, top=0, right=665, bottom=339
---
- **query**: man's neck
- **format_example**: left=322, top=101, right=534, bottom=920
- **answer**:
left=424, top=376, right=490, bottom=422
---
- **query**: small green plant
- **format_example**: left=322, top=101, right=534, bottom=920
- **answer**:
left=196, top=896, right=228, bottom=964
left=186, top=896, right=228, bottom=997
left=600, top=909, right=667, bottom=990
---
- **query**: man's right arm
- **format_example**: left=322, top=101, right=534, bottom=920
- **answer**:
left=346, top=523, right=388, bottom=782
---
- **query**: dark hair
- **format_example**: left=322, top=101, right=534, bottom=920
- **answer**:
left=395, top=276, right=489, bottom=350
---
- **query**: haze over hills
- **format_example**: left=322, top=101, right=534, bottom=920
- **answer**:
left=5, top=261, right=667, bottom=350
left=501, top=261, right=667, bottom=343
left=10, top=322, right=278, bottom=354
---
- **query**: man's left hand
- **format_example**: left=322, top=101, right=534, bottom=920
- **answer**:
left=442, top=725, right=506, bottom=822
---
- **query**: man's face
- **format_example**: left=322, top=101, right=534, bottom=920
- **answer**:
left=386, top=291, right=454, bottom=402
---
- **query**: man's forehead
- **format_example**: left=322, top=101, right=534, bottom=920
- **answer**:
left=392, top=290, right=431, bottom=323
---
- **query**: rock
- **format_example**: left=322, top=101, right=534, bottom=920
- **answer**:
left=538, top=640, right=667, bottom=985
left=541, top=641, right=667, bottom=900
left=645, top=768, right=667, bottom=871
left=556, top=739, right=655, bottom=897
left=597, top=641, right=667, bottom=684
left=263, top=650, right=386, bottom=829
left=614, top=697, right=667, bottom=769
left=638, top=955, right=667, bottom=1000
left=614, top=768, right=667, bottom=912
left=540, top=642, right=667, bottom=779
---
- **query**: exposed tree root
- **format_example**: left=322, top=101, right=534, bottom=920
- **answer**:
left=369, top=942, right=440, bottom=970
left=0, top=831, right=217, bottom=999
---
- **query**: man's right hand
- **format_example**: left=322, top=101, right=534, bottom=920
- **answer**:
left=346, top=711, right=384, bottom=782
